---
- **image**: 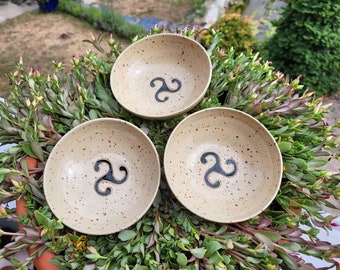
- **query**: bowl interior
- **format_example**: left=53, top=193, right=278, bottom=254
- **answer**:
left=164, top=108, right=282, bottom=223
left=110, top=34, right=211, bottom=119
left=44, top=118, right=160, bottom=235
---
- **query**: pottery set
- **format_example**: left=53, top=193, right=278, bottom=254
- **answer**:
left=43, top=34, right=283, bottom=235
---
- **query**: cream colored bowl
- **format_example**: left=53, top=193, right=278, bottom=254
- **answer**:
left=164, top=108, right=282, bottom=223
left=110, top=33, right=212, bottom=119
left=44, top=118, right=160, bottom=235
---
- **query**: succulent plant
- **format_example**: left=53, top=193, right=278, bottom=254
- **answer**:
left=0, top=28, right=339, bottom=269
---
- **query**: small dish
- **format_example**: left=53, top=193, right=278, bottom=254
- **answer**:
left=110, top=33, right=212, bottom=119
left=44, top=118, right=160, bottom=235
left=164, top=108, right=283, bottom=223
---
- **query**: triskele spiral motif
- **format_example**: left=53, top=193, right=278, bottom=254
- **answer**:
left=94, top=159, right=128, bottom=196
left=150, top=77, right=182, bottom=102
left=200, top=152, right=237, bottom=188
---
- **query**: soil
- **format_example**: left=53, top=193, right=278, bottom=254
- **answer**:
left=0, top=11, right=109, bottom=98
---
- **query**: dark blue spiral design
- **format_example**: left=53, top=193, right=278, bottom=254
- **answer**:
left=200, top=152, right=237, bottom=188
left=94, top=159, right=128, bottom=196
left=150, top=77, right=182, bottom=102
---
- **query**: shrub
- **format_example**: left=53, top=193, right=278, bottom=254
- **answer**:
left=200, top=9, right=256, bottom=55
left=260, top=0, right=340, bottom=97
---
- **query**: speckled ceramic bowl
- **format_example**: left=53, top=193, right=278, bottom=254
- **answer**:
left=110, top=33, right=212, bottom=119
left=164, top=108, right=283, bottom=223
left=44, top=118, right=160, bottom=235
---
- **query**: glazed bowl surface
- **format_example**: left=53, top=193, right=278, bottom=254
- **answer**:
left=164, top=107, right=283, bottom=223
left=110, top=33, right=211, bottom=119
left=44, top=118, right=160, bottom=235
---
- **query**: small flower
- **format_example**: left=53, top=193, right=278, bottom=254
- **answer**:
left=74, top=235, right=87, bottom=251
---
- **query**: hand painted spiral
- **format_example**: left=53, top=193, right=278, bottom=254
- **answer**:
left=200, top=152, right=237, bottom=188
left=94, top=159, right=128, bottom=196
left=150, top=77, right=182, bottom=102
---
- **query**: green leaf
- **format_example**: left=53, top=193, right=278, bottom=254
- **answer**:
left=254, top=232, right=274, bottom=251
left=279, top=242, right=301, bottom=252
left=284, top=171, right=304, bottom=182
left=28, top=78, right=35, bottom=90
left=118, top=230, right=137, bottom=241
left=20, top=142, right=36, bottom=158
left=207, top=251, right=223, bottom=265
left=176, top=252, right=187, bottom=267
left=307, top=158, right=328, bottom=168
left=294, top=199, right=321, bottom=212
left=271, top=126, right=289, bottom=135
left=110, top=98, right=120, bottom=114
left=177, top=238, right=189, bottom=252
left=246, top=256, right=262, bottom=264
left=30, top=141, right=45, bottom=162
left=258, top=230, right=281, bottom=242
left=278, top=253, right=298, bottom=269
left=287, top=158, right=308, bottom=170
left=29, top=179, right=46, bottom=200
left=278, top=141, right=292, bottom=153
left=205, top=240, right=223, bottom=257
left=34, top=210, right=52, bottom=227
left=0, top=168, right=11, bottom=175
left=142, top=225, right=153, bottom=233
left=190, top=247, right=206, bottom=259
left=84, top=253, right=100, bottom=260
left=89, top=109, right=99, bottom=120
left=96, top=84, right=110, bottom=101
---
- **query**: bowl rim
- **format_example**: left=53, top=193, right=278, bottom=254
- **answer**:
left=163, top=107, right=283, bottom=223
left=110, top=33, right=212, bottom=120
left=43, top=117, right=161, bottom=235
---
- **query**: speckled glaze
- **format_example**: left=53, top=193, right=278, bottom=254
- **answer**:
left=110, top=33, right=212, bottom=119
left=44, top=118, right=160, bottom=235
left=164, top=108, right=283, bottom=223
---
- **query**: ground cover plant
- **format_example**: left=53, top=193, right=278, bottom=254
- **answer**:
left=0, top=26, right=339, bottom=269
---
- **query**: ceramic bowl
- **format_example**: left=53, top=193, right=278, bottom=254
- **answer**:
left=44, top=118, right=160, bottom=235
left=164, top=108, right=283, bottom=223
left=110, top=33, right=212, bottom=119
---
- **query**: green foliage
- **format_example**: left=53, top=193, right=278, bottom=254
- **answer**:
left=261, top=0, right=340, bottom=97
left=0, top=29, right=339, bottom=269
left=200, top=10, right=256, bottom=55
left=57, top=0, right=145, bottom=39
